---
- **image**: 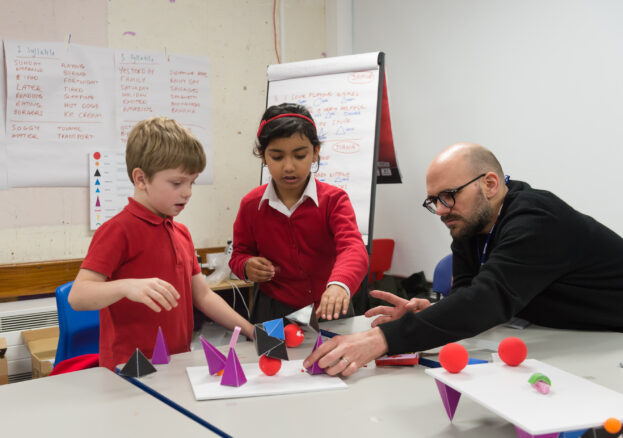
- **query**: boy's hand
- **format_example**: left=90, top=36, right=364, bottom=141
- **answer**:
left=124, top=278, right=180, bottom=312
left=316, top=285, right=350, bottom=321
left=244, top=257, right=275, bottom=282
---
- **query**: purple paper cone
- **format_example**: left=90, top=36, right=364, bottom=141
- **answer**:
left=435, top=379, right=461, bottom=421
left=201, top=336, right=226, bottom=375
left=151, top=327, right=170, bottom=364
left=220, top=347, right=247, bottom=387
left=306, top=333, right=326, bottom=375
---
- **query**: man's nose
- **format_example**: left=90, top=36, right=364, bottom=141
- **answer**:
left=435, top=200, right=451, bottom=216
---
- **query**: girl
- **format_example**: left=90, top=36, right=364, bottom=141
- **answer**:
left=229, top=103, right=369, bottom=323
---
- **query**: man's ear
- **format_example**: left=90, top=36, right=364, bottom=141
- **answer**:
left=482, top=172, right=500, bottom=199
left=132, top=168, right=148, bottom=190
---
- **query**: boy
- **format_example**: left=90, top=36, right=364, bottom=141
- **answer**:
left=69, top=117, right=254, bottom=370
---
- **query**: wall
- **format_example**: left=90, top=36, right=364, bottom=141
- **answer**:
left=0, top=0, right=326, bottom=264
left=341, top=0, right=623, bottom=279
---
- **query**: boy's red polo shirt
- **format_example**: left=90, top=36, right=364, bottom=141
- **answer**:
left=81, top=198, right=200, bottom=370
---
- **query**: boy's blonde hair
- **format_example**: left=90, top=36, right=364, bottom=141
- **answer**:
left=126, top=117, right=206, bottom=183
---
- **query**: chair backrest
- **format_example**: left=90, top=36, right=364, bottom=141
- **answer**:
left=432, top=254, right=453, bottom=297
left=54, top=281, right=100, bottom=365
left=369, top=239, right=395, bottom=282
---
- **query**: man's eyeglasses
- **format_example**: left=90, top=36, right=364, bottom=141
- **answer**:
left=422, top=173, right=486, bottom=214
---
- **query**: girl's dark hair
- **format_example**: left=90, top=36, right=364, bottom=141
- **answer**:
left=254, top=103, right=321, bottom=158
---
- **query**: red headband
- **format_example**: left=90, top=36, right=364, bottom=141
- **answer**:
left=256, top=113, right=316, bottom=138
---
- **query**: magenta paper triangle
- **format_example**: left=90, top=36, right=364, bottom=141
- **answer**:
left=200, top=336, right=226, bottom=376
left=515, top=426, right=560, bottom=438
left=306, top=333, right=325, bottom=375
left=151, top=327, right=170, bottom=364
left=435, top=379, right=461, bottom=421
left=220, top=347, right=247, bottom=387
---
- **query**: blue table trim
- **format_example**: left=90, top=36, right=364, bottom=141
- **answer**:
left=116, top=368, right=232, bottom=438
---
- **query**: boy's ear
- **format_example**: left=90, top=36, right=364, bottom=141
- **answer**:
left=132, top=168, right=148, bottom=189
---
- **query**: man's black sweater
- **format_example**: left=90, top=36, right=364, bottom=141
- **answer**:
left=380, top=180, right=623, bottom=354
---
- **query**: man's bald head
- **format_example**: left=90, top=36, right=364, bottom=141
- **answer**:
left=430, top=143, right=504, bottom=181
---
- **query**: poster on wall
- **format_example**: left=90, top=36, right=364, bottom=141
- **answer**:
left=0, top=39, right=214, bottom=189
left=4, top=40, right=116, bottom=187
left=0, top=41, right=8, bottom=189
left=114, top=50, right=213, bottom=184
left=89, top=150, right=134, bottom=230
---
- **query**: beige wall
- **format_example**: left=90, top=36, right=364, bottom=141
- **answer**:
left=0, top=0, right=326, bottom=264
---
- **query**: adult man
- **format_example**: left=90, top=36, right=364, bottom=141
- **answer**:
left=304, top=143, right=623, bottom=376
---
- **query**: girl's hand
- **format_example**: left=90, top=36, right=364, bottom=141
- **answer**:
left=316, top=285, right=350, bottom=320
left=244, top=257, right=275, bottom=282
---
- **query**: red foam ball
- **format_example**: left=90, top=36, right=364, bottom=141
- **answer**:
left=498, top=337, right=527, bottom=366
left=439, top=343, right=469, bottom=373
left=259, top=354, right=281, bottom=376
left=284, top=323, right=305, bottom=347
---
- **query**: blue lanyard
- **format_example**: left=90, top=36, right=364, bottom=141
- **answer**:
left=480, top=222, right=497, bottom=266
left=480, top=175, right=510, bottom=267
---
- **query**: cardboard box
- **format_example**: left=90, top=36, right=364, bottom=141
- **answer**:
left=22, top=326, right=59, bottom=379
left=0, top=337, right=7, bottom=385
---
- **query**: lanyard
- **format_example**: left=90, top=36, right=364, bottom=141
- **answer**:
left=480, top=175, right=510, bottom=267
left=480, top=221, right=497, bottom=266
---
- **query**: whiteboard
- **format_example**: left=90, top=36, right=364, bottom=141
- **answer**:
left=264, top=52, right=382, bottom=243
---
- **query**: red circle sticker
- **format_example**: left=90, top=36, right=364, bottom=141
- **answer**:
left=93, top=152, right=101, bottom=160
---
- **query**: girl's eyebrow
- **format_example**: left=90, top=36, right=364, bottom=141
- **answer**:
left=267, top=146, right=310, bottom=153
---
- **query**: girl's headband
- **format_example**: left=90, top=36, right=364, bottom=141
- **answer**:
left=256, top=113, right=316, bottom=138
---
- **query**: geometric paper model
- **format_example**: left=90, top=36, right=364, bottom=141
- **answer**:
left=285, top=304, right=319, bottom=332
left=435, top=379, right=461, bottom=421
left=200, top=336, right=226, bottom=375
left=263, top=318, right=285, bottom=340
left=254, top=323, right=288, bottom=360
left=426, top=359, right=623, bottom=438
left=220, top=327, right=246, bottom=387
left=220, top=347, right=247, bottom=387
left=151, top=326, right=171, bottom=364
left=119, top=348, right=157, bottom=378
left=305, top=332, right=325, bottom=375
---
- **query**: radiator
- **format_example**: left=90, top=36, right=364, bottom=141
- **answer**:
left=0, top=298, right=58, bottom=383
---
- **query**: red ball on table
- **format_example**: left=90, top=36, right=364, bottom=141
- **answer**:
left=259, top=354, right=281, bottom=376
left=439, top=343, right=469, bottom=373
left=284, top=323, right=304, bottom=347
left=498, top=336, right=527, bottom=366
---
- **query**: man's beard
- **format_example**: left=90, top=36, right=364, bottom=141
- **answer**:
left=441, top=190, right=493, bottom=241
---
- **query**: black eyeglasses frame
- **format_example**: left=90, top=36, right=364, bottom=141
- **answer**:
left=422, top=173, right=486, bottom=213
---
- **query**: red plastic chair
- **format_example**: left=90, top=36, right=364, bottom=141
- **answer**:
left=369, top=239, right=395, bottom=282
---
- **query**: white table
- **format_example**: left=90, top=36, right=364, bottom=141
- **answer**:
left=0, top=367, right=212, bottom=437
left=123, top=315, right=623, bottom=437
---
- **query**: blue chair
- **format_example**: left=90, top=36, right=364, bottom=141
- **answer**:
left=432, top=254, right=453, bottom=300
left=54, top=281, right=100, bottom=365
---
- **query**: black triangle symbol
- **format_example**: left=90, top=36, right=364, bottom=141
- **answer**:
left=94, top=169, right=101, bottom=177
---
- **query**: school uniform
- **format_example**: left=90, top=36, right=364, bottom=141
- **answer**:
left=229, top=177, right=369, bottom=322
left=81, top=198, right=199, bottom=370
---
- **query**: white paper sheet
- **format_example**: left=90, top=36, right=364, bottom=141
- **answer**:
left=89, top=151, right=134, bottom=230
left=0, top=41, right=8, bottom=190
left=186, top=359, right=347, bottom=400
left=4, top=39, right=116, bottom=187
left=114, top=50, right=213, bottom=184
